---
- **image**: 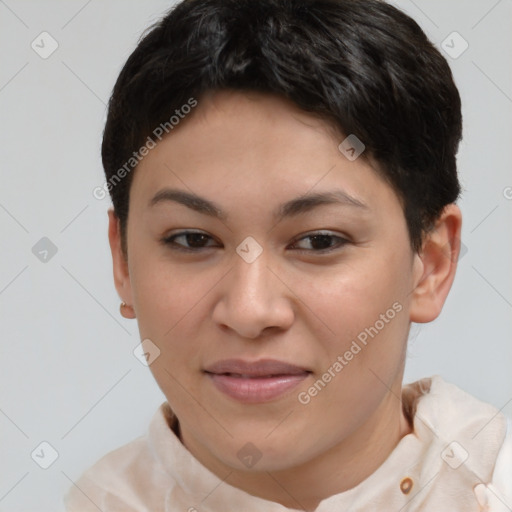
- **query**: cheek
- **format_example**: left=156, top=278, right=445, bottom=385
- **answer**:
left=313, top=251, right=411, bottom=372
left=297, top=266, right=409, bottom=435
left=130, top=260, right=208, bottom=407
left=130, top=251, right=200, bottom=333
left=128, top=256, right=210, bottom=377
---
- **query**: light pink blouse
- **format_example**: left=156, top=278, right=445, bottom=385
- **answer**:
left=64, top=375, right=512, bottom=511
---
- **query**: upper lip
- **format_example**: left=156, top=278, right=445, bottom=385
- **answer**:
left=204, top=358, right=310, bottom=377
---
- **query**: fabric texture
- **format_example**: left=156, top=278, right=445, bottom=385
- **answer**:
left=63, top=376, right=511, bottom=511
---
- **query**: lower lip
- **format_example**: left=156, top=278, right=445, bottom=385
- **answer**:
left=206, top=373, right=309, bottom=403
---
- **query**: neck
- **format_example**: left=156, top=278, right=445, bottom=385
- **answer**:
left=180, top=386, right=413, bottom=511
left=231, top=393, right=412, bottom=510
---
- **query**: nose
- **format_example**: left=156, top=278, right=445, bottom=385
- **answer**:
left=211, top=249, right=295, bottom=339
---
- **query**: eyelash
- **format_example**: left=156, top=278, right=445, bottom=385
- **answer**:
left=160, top=230, right=350, bottom=254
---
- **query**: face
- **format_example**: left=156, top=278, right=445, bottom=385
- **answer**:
left=115, top=89, right=426, bottom=473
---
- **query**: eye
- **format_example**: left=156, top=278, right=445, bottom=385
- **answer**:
left=290, top=231, right=349, bottom=253
left=161, top=230, right=220, bottom=252
left=161, top=230, right=349, bottom=254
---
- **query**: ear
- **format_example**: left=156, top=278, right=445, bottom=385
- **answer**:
left=107, top=208, right=135, bottom=319
left=409, top=203, right=463, bottom=323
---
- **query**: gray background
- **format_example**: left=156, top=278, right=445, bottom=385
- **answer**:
left=0, top=1, right=511, bottom=510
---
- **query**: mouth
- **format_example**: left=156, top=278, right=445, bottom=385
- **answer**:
left=203, top=359, right=312, bottom=403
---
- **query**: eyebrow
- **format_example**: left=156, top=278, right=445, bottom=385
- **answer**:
left=148, top=187, right=368, bottom=221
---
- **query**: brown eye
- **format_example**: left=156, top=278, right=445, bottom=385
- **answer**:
left=291, top=232, right=349, bottom=253
left=162, top=231, right=219, bottom=251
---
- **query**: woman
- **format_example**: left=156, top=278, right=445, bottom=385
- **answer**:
left=65, top=0, right=512, bottom=510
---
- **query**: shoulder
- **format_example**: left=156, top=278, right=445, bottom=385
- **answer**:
left=412, top=375, right=508, bottom=443
left=63, top=403, right=176, bottom=512
left=406, top=376, right=512, bottom=511
left=63, top=435, right=171, bottom=512
left=474, top=417, right=512, bottom=511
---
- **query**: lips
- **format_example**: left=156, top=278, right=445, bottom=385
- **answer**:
left=204, top=359, right=311, bottom=403
left=204, top=358, right=309, bottom=377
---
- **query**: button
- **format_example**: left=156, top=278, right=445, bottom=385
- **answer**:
left=400, top=477, right=413, bottom=495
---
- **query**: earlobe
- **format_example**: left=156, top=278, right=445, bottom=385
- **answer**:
left=409, top=204, right=463, bottom=323
left=107, top=209, right=135, bottom=318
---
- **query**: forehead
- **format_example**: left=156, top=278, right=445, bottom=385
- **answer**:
left=130, top=89, right=400, bottom=216
left=186, top=89, right=345, bottom=151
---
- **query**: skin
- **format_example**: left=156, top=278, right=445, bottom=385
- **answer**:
left=108, top=89, right=462, bottom=510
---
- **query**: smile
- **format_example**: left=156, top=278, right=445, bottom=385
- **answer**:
left=204, top=359, right=311, bottom=403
